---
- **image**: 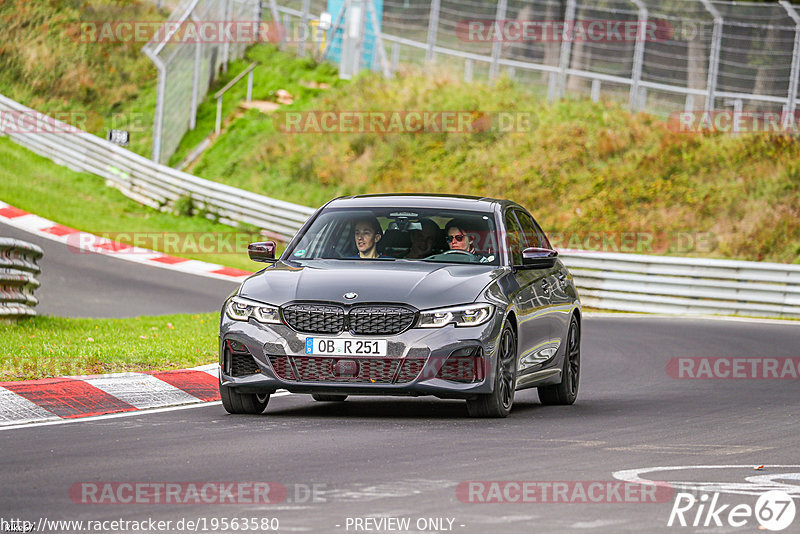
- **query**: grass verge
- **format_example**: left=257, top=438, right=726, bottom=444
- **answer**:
left=0, top=313, right=218, bottom=381
left=0, top=136, right=260, bottom=272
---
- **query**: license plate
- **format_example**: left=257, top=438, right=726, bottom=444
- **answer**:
left=305, top=338, right=387, bottom=356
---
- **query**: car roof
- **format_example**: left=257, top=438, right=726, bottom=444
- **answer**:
left=325, top=193, right=519, bottom=211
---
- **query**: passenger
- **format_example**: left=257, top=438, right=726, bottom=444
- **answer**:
left=352, top=217, right=383, bottom=259
left=406, top=218, right=441, bottom=259
left=444, top=219, right=477, bottom=254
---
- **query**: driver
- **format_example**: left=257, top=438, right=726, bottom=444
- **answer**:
left=444, top=219, right=477, bottom=254
left=352, top=216, right=383, bottom=259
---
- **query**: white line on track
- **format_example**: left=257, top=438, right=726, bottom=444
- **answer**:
left=0, top=391, right=293, bottom=432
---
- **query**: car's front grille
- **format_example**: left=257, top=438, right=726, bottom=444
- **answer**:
left=267, top=356, right=425, bottom=384
left=436, top=355, right=484, bottom=383
left=230, top=352, right=261, bottom=376
left=396, top=358, right=426, bottom=382
left=282, top=304, right=344, bottom=334
left=349, top=306, right=416, bottom=335
left=281, top=303, right=416, bottom=335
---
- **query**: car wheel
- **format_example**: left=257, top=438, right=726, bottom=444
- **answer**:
left=466, top=325, right=517, bottom=418
left=311, top=394, right=348, bottom=402
left=538, top=316, right=580, bottom=405
left=220, top=381, right=270, bottom=414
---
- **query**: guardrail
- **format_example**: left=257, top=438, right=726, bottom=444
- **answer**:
left=0, top=238, right=43, bottom=318
left=559, top=251, right=800, bottom=319
left=0, top=93, right=316, bottom=242
left=2, top=94, right=799, bottom=319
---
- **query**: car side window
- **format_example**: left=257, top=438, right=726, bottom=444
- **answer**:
left=515, top=210, right=551, bottom=250
left=503, top=210, right=524, bottom=266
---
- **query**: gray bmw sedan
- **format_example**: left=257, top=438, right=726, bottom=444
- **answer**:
left=219, top=194, right=581, bottom=417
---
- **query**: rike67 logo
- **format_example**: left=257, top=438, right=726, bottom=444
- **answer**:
left=668, top=491, right=796, bottom=530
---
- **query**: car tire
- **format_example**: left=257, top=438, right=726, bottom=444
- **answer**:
left=538, top=316, right=580, bottom=405
left=466, top=325, right=517, bottom=418
left=311, top=394, right=348, bottom=402
left=220, top=382, right=270, bottom=414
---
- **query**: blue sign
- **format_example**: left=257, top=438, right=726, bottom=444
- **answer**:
left=326, top=0, right=383, bottom=70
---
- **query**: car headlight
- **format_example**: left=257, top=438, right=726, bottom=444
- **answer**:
left=417, top=303, right=494, bottom=328
left=225, top=296, right=281, bottom=324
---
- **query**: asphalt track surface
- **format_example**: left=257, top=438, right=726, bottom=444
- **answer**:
left=2, top=316, right=799, bottom=533
left=0, top=221, right=238, bottom=317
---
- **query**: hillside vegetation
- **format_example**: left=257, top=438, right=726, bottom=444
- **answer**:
left=0, top=0, right=164, bottom=156
left=188, top=50, right=800, bottom=263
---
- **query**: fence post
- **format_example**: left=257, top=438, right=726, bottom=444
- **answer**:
left=298, top=0, right=311, bottom=57
left=268, top=0, right=280, bottom=24
left=281, top=13, right=291, bottom=51
left=221, top=0, right=231, bottom=74
left=215, top=96, right=223, bottom=135
left=425, top=0, right=441, bottom=66
left=724, top=98, right=743, bottom=135
left=629, top=0, right=648, bottom=111
left=489, top=0, right=508, bottom=81
left=190, top=14, right=201, bottom=130
left=146, top=53, right=166, bottom=163
left=465, top=58, right=474, bottom=82
left=699, top=0, right=722, bottom=113
left=558, top=0, right=577, bottom=98
left=780, top=1, right=800, bottom=116
left=366, top=0, right=391, bottom=78
left=391, top=42, right=400, bottom=76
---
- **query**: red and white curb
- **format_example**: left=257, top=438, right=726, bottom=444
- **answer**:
left=0, top=364, right=221, bottom=426
left=0, top=200, right=253, bottom=282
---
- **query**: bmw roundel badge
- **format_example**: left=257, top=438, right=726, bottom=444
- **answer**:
left=344, top=292, right=358, bottom=300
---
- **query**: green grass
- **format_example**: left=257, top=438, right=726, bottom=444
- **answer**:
left=0, top=0, right=165, bottom=158
left=0, top=137, right=261, bottom=272
left=168, top=45, right=342, bottom=166
left=0, top=313, right=218, bottom=381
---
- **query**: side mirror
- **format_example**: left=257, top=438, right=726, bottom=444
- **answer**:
left=521, top=247, right=558, bottom=268
left=248, top=241, right=277, bottom=263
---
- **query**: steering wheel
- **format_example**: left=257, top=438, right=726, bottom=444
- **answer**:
left=442, top=249, right=476, bottom=256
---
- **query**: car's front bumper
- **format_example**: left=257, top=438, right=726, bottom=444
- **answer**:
left=218, top=311, right=505, bottom=399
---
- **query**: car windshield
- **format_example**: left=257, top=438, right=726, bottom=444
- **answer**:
left=285, top=207, right=501, bottom=265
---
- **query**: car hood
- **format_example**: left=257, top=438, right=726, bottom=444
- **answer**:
left=239, top=259, right=502, bottom=310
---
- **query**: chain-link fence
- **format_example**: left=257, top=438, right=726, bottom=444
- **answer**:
left=271, top=0, right=800, bottom=117
left=144, top=0, right=260, bottom=164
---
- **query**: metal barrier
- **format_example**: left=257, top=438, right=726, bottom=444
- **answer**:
left=274, top=0, right=800, bottom=117
left=560, top=251, right=800, bottom=318
left=0, top=239, right=43, bottom=318
left=143, top=0, right=261, bottom=163
left=0, top=93, right=316, bottom=243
